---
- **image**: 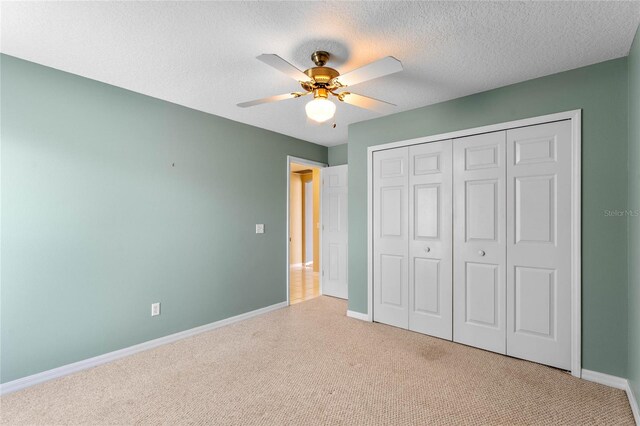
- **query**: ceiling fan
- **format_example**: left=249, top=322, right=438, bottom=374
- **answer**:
left=237, top=51, right=403, bottom=123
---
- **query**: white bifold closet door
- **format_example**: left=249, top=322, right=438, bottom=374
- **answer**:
left=505, top=121, right=572, bottom=370
left=453, top=131, right=507, bottom=354
left=373, top=143, right=453, bottom=338
left=408, top=141, right=453, bottom=339
left=373, top=147, right=409, bottom=329
left=373, top=119, right=572, bottom=370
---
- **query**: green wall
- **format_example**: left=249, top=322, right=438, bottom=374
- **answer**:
left=628, top=25, right=640, bottom=407
left=0, top=55, right=327, bottom=383
left=328, top=143, right=348, bottom=166
left=347, top=58, right=629, bottom=377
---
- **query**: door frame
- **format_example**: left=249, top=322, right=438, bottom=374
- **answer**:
left=366, top=109, right=582, bottom=377
left=286, top=156, right=327, bottom=306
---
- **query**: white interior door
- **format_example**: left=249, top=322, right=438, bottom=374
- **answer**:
left=373, top=148, right=409, bottom=329
left=321, top=165, right=348, bottom=299
left=453, top=131, right=507, bottom=354
left=408, top=141, right=453, bottom=339
left=506, top=121, right=572, bottom=369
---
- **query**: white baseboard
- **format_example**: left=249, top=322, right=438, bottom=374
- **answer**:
left=0, top=301, right=288, bottom=396
left=628, top=383, right=640, bottom=425
left=582, top=369, right=628, bottom=389
left=582, top=369, right=640, bottom=424
left=346, top=310, right=370, bottom=322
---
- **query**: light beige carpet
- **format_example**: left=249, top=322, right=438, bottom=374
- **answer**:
left=0, top=297, right=634, bottom=425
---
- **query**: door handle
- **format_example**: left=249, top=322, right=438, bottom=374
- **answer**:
left=478, top=250, right=485, bottom=256
left=424, top=246, right=431, bottom=253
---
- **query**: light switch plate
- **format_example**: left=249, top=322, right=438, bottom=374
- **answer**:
left=255, top=224, right=265, bottom=234
left=151, top=302, right=160, bottom=316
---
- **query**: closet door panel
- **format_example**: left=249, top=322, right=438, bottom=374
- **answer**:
left=453, top=131, right=507, bottom=354
left=506, top=121, right=572, bottom=370
left=373, top=147, right=409, bottom=329
left=409, top=141, right=453, bottom=339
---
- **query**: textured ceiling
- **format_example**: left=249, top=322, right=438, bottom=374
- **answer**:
left=1, top=1, right=639, bottom=147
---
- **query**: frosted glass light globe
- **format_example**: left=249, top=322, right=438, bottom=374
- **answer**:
left=305, top=98, right=336, bottom=123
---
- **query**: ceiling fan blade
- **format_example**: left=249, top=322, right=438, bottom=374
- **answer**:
left=257, top=54, right=313, bottom=83
left=237, top=92, right=305, bottom=108
left=339, top=92, right=397, bottom=114
left=334, top=56, right=403, bottom=87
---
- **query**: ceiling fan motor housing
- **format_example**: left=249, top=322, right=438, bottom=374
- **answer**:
left=300, top=51, right=342, bottom=95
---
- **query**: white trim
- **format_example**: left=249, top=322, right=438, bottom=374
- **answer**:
left=286, top=156, right=327, bottom=305
left=0, top=301, right=288, bottom=396
left=367, top=110, right=582, bottom=376
left=582, top=369, right=640, bottom=424
left=346, top=310, right=370, bottom=321
left=628, top=383, right=640, bottom=425
left=582, top=369, right=629, bottom=389
left=571, top=112, right=582, bottom=379
left=366, top=110, right=582, bottom=153
left=367, top=147, right=374, bottom=322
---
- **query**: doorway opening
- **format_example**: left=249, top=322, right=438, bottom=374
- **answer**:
left=288, top=158, right=324, bottom=305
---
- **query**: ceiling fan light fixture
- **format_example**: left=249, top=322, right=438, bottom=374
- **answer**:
left=305, top=97, right=336, bottom=123
left=239, top=51, right=402, bottom=123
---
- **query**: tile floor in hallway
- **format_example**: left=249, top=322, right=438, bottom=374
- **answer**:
left=289, top=264, right=320, bottom=304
